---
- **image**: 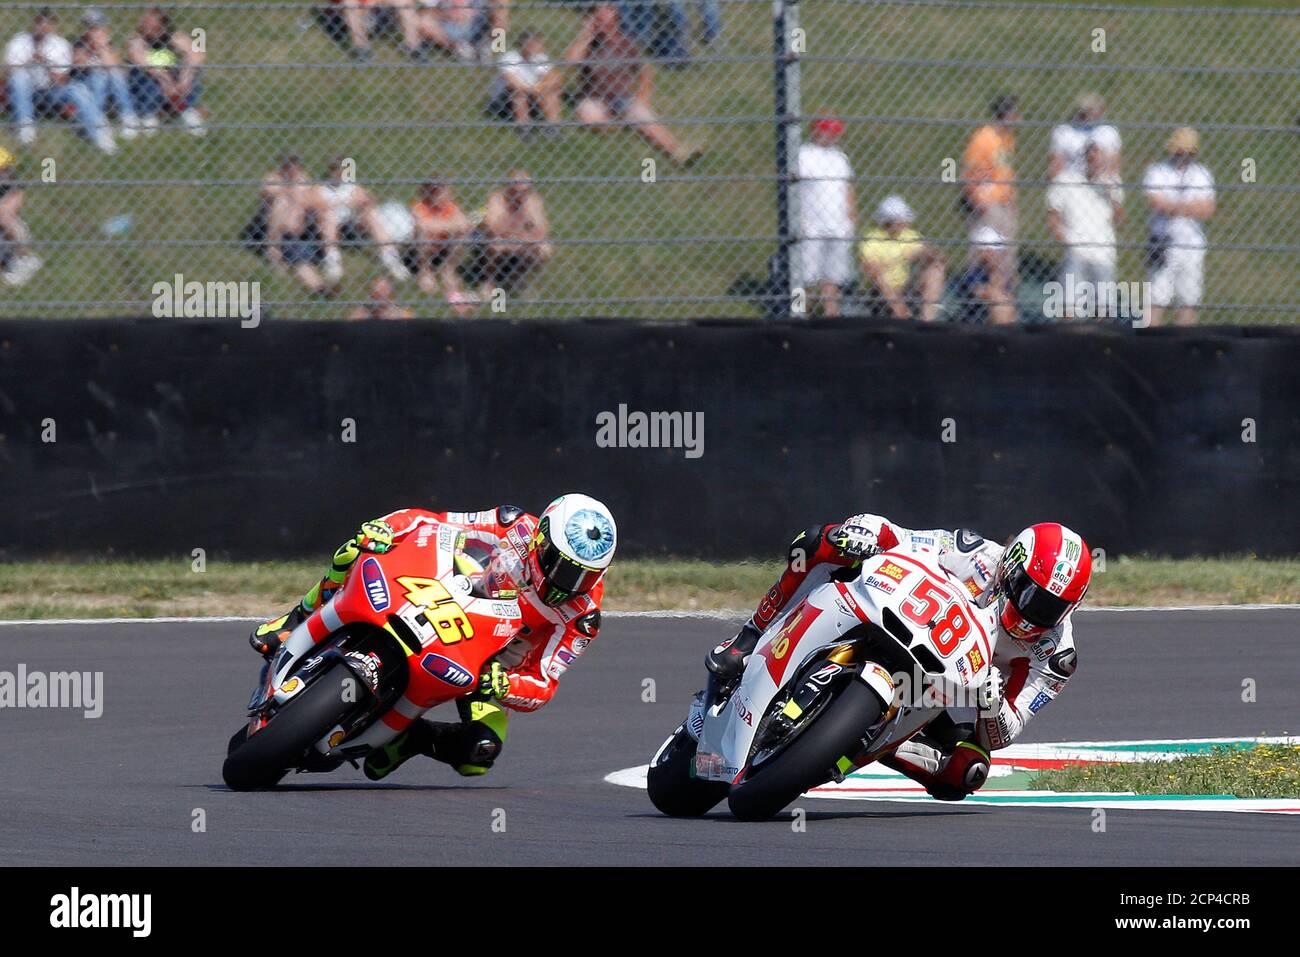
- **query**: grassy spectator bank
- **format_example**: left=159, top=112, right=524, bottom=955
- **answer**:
left=0, top=0, right=1295, bottom=319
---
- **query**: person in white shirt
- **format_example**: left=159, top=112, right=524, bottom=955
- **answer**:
left=1049, top=92, right=1121, bottom=179
left=70, top=9, right=141, bottom=142
left=5, top=7, right=115, bottom=153
left=490, top=30, right=561, bottom=128
left=794, top=116, right=855, bottom=317
left=1046, top=141, right=1124, bottom=319
left=1142, top=127, right=1216, bottom=326
left=318, top=155, right=410, bottom=283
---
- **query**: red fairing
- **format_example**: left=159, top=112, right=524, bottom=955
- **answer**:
left=875, top=523, right=900, bottom=551
left=315, top=529, right=517, bottom=723
left=376, top=507, right=606, bottom=713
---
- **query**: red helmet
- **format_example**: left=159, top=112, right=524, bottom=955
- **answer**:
left=996, top=523, right=1091, bottom=641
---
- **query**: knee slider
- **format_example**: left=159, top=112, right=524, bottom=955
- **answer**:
left=927, top=741, right=991, bottom=801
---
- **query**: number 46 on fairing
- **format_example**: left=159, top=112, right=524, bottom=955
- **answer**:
left=395, top=576, right=475, bottom=646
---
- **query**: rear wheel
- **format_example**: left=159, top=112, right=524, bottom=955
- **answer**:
left=647, top=726, right=730, bottom=817
left=222, top=664, right=357, bottom=791
left=727, top=680, right=882, bottom=822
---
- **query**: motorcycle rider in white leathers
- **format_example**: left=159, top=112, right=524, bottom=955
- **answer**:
left=706, top=514, right=1093, bottom=800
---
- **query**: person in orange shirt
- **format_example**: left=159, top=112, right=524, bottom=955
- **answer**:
left=410, top=176, right=473, bottom=312
left=962, top=94, right=1020, bottom=298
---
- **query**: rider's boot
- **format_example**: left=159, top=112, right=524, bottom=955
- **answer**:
left=880, top=716, right=991, bottom=802
left=364, top=693, right=507, bottom=783
left=248, top=561, right=348, bottom=657
left=704, top=621, right=762, bottom=680
left=363, top=720, right=436, bottom=781
left=248, top=604, right=308, bottom=657
left=426, top=715, right=504, bottom=777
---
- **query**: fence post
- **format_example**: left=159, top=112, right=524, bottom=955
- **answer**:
left=772, top=0, right=802, bottom=319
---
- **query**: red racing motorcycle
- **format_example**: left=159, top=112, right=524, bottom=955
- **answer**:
left=223, top=521, right=521, bottom=789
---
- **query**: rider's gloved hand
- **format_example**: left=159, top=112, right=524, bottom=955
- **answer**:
left=478, top=661, right=511, bottom=700
left=828, top=515, right=880, bottom=560
left=977, top=665, right=1004, bottom=716
left=332, top=519, right=396, bottom=569
left=356, top=520, right=395, bottom=554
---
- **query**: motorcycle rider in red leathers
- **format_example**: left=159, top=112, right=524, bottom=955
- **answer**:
left=706, top=515, right=1091, bottom=801
left=249, top=493, right=617, bottom=780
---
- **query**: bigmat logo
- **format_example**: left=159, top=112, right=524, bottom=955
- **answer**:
left=361, top=557, right=390, bottom=611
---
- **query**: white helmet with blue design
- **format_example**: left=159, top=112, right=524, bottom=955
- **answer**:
left=529, top=493, right=617, bottom=606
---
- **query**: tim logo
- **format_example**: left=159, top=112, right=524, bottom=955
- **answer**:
left=420, top=653, right=474, bottom=688
left=361, top=557, right=390, bottom=611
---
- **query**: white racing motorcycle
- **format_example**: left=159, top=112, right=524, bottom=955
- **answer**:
left=648, top=549, right=994, bottom=820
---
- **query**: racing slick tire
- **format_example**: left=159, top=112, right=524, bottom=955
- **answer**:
left=647, top=725, right=731, bottom=817
left=727, top=679, right=882, bottom=822
left=222, top=664, right=356, bottom=791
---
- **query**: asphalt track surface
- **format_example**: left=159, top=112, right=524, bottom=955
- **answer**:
left=1, top=609, right=1297, bottom=866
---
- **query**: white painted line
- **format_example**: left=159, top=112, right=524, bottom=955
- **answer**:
left=611, top=736, right=1300, bottom=815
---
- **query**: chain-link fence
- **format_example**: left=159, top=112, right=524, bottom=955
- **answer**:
left=0, top=0, right=1295, bottom=320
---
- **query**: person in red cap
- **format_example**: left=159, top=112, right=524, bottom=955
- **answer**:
left=794, top=115, right=855, bottom=316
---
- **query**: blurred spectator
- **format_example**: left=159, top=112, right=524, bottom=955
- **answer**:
left=618, top=1, right=719, bottom=58
left=0, top=144, right=41, bottom=286
left=962, top=94, right=1019, bottom=293
left=475, top=168, right=552, bottom=297
left=567, top=3, right=700, bottom=167
left=952, top=225, right=1016, bottom=325
left=322, top=0, right=371, bottom=58
left=419, top=0, right=491, bottom=61
left=262, top=154, right=342, bottom=295
left=350, top=275, right=413, bottom=319
left=1142, top=126, right=1216, bottom=326
left=793, top=115, right=854, bottom=317
left=857, top=195, right=946, bottom=322
left=488, top=0, right=512, bottom=38
left=489, top=30, right=561, bottom=128
left=1050, top=92, right=1121, bottom=179
left=619, top=2, right=685, bottom=62
left=319, top=156, right=410, bottom=281
left=1046, top=140, right=1123, bottom=319
left=5, top=7, right=116, bottom=153
left=324, top=1, right=424, bottom=60
left=693, top=0, right=722, bottom=46
left=411, top=176, right=473, bottom=311
left=70, top=8, right=141, bottom=143
left=125, top=7, right=206, bottom=136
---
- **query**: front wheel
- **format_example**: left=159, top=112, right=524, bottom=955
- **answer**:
left=647, top=726, right=730, bottom=817
left=222, top=663, right=357, bottom=791
left=727, top=680, right=882, bottom=822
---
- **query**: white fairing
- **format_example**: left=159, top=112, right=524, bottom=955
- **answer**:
left=695, top=550, right=993, bottom=783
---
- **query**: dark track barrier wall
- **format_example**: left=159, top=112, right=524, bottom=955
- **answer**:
left=1, top=320, right=1298, bottom=561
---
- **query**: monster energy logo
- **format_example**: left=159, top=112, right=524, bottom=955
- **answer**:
left=1004, top=542, right=1028, bottom=568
